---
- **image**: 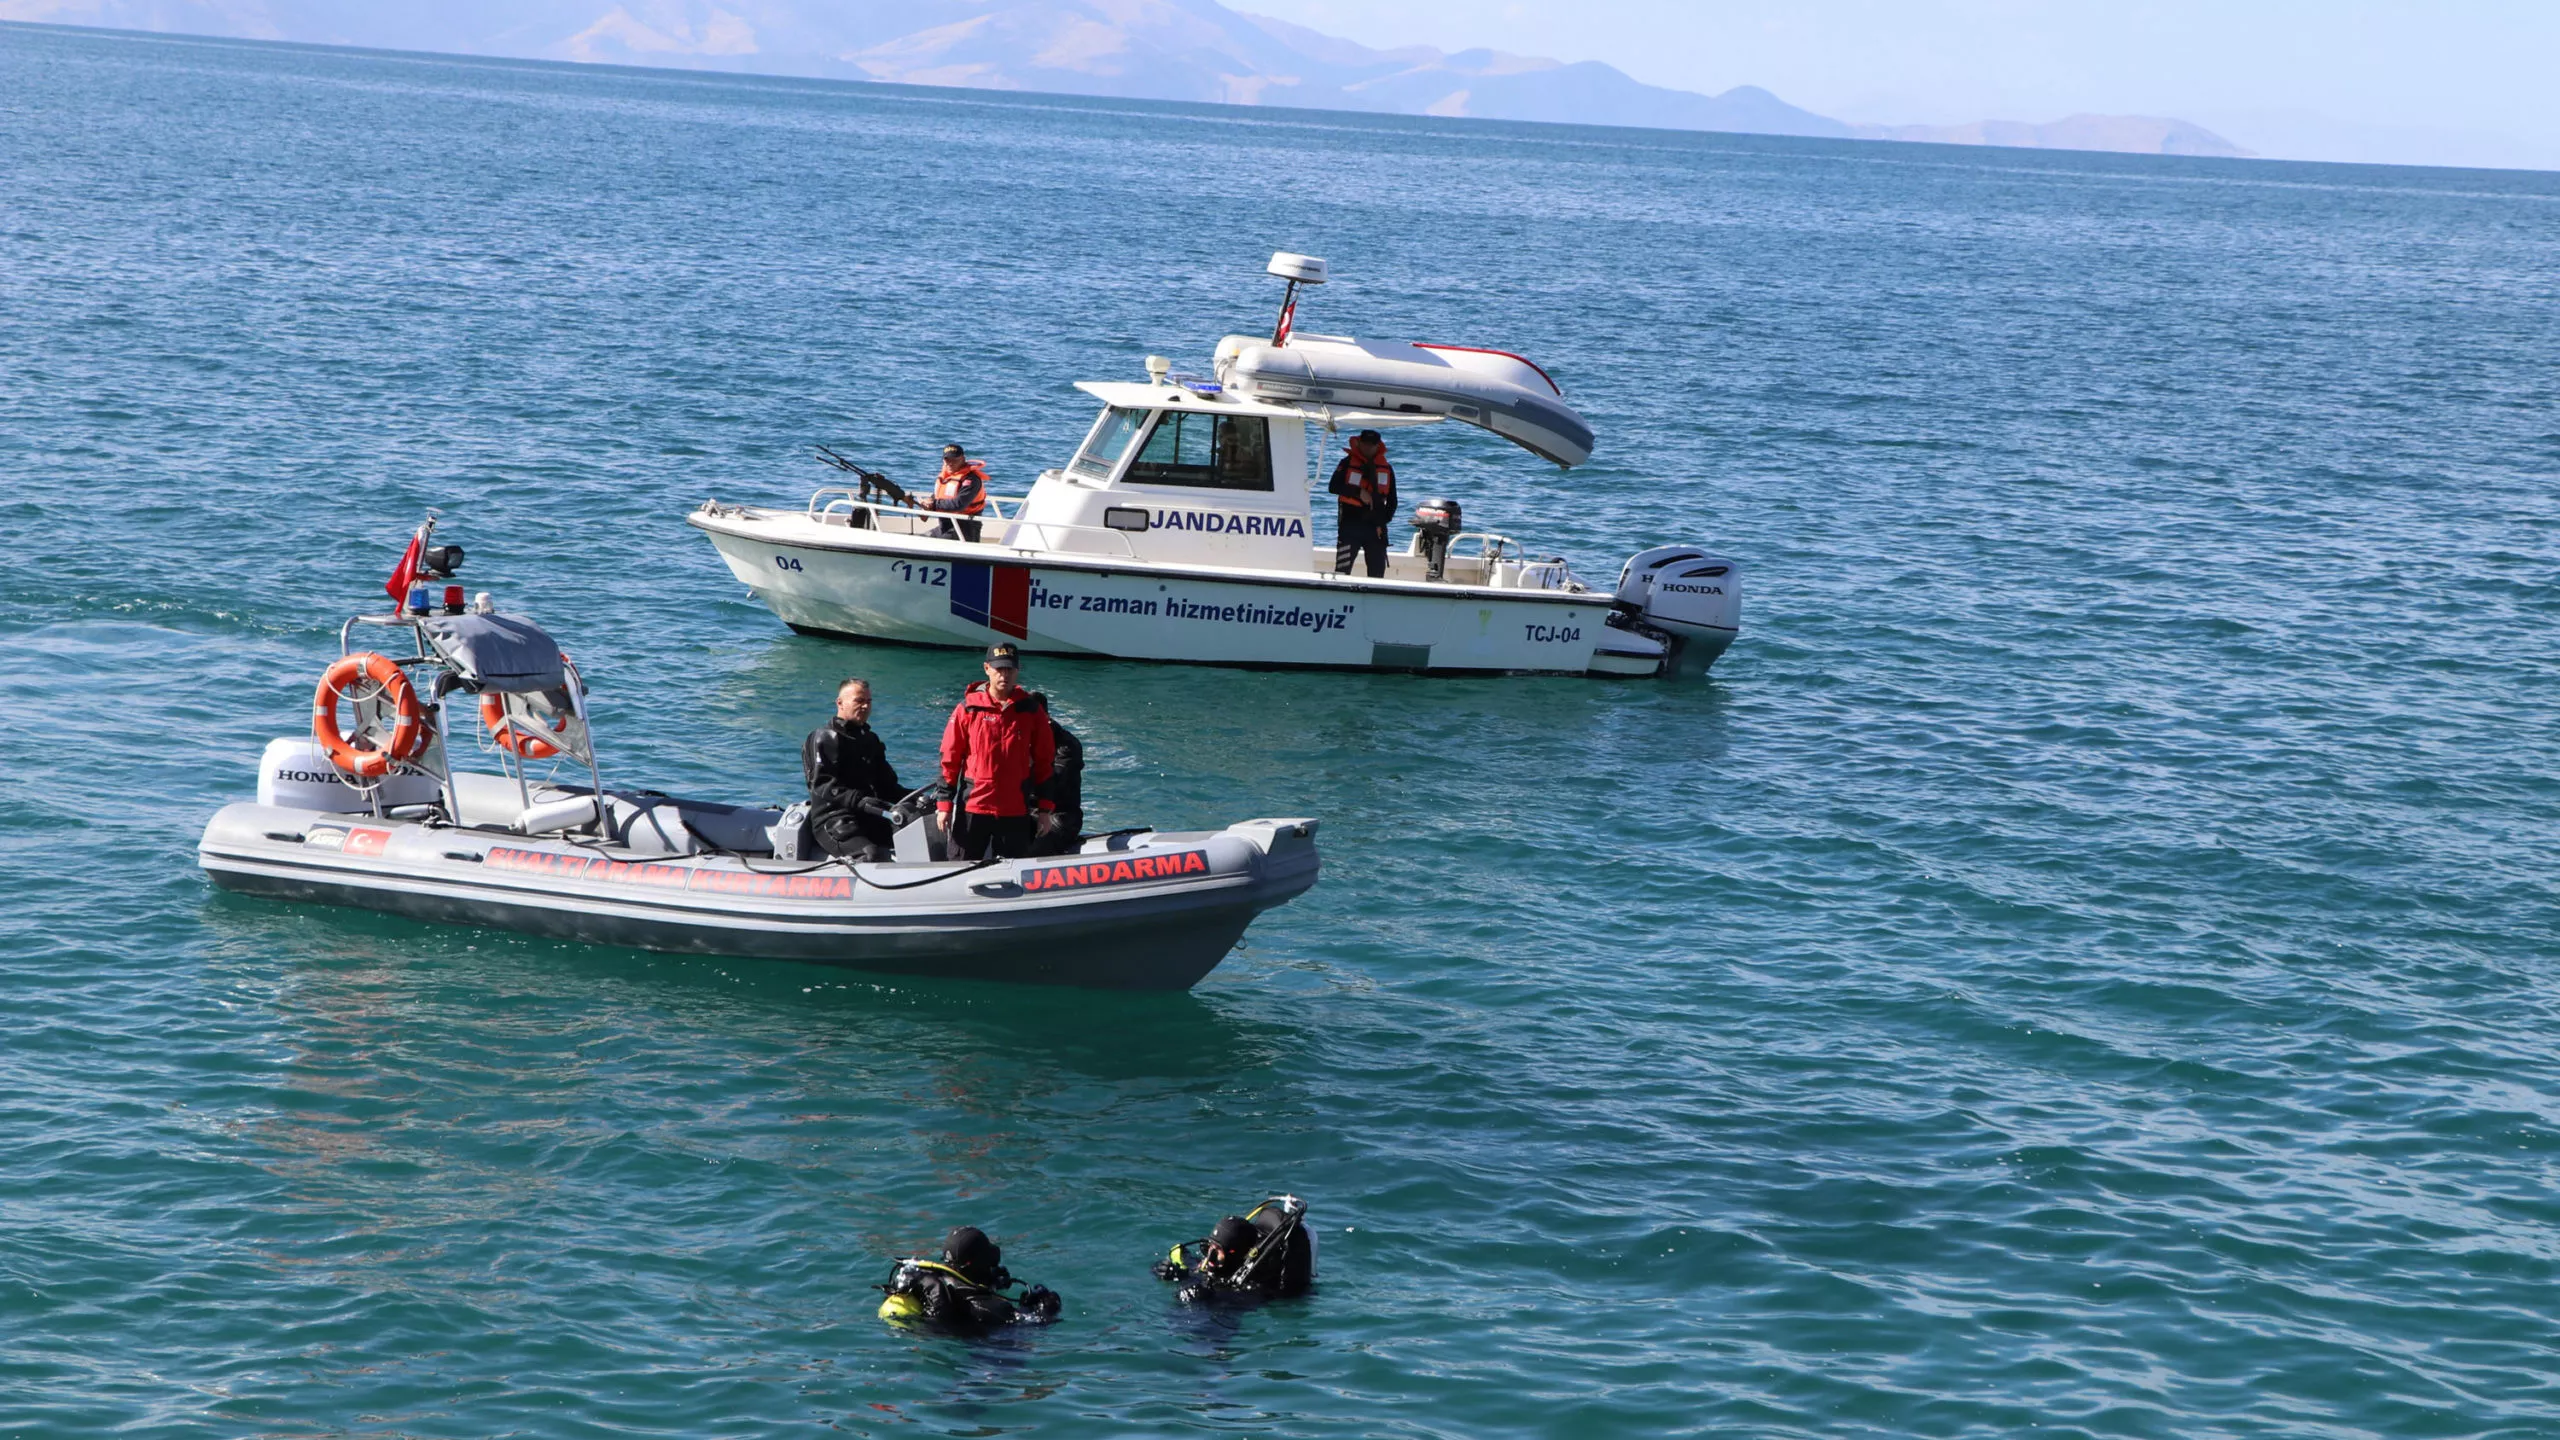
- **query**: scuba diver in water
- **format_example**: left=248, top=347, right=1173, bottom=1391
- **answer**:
left=1152, top=1195, right=1314, bottom=1304
left=878, top=1225, right=1061, bottom=1330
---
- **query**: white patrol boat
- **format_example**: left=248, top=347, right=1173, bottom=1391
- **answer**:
left=690, top=253, right=1741, bottom=677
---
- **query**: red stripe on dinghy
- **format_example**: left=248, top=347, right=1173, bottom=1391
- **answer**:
left=485, top=846, right=854, bottom=900
left=1411, top=342, right=1563, bottom=396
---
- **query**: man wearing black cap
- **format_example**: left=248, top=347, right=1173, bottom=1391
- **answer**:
left=1327, top=429, right=1397, bottom=577
left=936, top=643, right=1060, bottom=860
left=928, top=443, right=989, bottom=543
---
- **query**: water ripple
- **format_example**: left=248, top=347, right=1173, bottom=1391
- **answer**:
left=4, top=21, right=2560, bottom=1439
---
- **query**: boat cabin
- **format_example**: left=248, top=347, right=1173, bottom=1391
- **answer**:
left=1004, top=376, right=1435, bottom=573
left=817, top=375, right=1563, bottom=589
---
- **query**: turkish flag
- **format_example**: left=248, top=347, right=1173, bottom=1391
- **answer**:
left=384, top=529, right=424, bottom=604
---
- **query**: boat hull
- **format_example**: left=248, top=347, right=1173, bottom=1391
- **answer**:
left=200, top=805, right=1321, bottom=990
left=691, top=510, right=1728, bottom=675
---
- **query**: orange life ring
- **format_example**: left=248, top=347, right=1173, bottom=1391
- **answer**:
left=312, top=652, right=428, bottom=778
left=479, top=692, right=568, bottom=759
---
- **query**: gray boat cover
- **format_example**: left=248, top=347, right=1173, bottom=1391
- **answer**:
left=421, top=613, right=565, bottom=693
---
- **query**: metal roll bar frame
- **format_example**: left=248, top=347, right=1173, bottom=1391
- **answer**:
left=335, top=612, right=606, bottom=831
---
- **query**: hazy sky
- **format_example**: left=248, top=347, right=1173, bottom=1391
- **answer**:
left=1245, top=0, right=2560, bottom=169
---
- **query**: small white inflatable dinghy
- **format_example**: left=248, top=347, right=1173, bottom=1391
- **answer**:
left=1219, top=334, right=1595, bottom=468
left=1212, top=249, right=1595, bottom=468
left=197, top=521, right=1321, bottom=990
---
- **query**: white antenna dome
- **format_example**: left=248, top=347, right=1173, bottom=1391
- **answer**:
left=1266, top=252, right=1328, bottom=285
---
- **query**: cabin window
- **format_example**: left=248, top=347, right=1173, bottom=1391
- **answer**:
left=1069, top=407, right=1151, bottom=480
left=1125, top=412, right=1273, bottom=491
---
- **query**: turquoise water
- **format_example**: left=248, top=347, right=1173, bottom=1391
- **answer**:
left=6, top=21, right=2560, bottom=1437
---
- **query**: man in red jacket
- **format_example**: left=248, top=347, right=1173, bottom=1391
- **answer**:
left=938, top=643, right=1060, bottom=860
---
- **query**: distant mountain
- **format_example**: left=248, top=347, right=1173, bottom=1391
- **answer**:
left=5, top=0, right=2238, bottom=157
left=557, top=0, right=1858, bottom=136
left=1855, top=114, right=2251, bottom=159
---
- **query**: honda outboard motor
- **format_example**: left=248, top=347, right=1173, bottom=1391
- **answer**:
left=1411, top=498, right=1462, bottom=581
left=1613, top=546, right=1743, bottom=675
left=256, top=737, right=439, bottom=812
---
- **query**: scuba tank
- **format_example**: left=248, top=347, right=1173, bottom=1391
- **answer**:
left=876, top=1259, right=950, bottom=1324
left=1231, top=1195, right=1313, bottom=1295
left=878, top=1287, right=924, bottom=1324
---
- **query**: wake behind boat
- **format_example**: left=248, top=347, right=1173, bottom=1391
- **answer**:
left=197, top=522, right=1321, bottom=990
left=691, top=252, right=1742, bottom=678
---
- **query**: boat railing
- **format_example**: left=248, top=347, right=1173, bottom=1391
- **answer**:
left=806, top=486, right=1029, bottom=527
left=994, top=517, right=1142, bottom=559
left=1405, top=532, right=1584, bottom=592
left=1448, top=531, right=1525, bottom=562
left=806, top=485, right=1152, bottom=559
left=792, top=489, right=1567, bottom=581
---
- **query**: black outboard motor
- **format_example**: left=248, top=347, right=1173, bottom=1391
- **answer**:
left=1411, top=498, right=1463, bottom=581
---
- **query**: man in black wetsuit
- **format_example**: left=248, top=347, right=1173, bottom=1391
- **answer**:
left=879, top=1226, right=1061, bottom=1329
left=1028, top=715, right=1084, bottom=856
left=1153, top=1196, right=1314, bottom=1303
left=804, top=678, right=905, bottom=862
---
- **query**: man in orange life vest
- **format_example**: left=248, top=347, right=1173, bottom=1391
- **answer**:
left=928, top=443, right=989, bottom=544
left=937, top=643, right=1062, bottom=860
left=1328, top=429, right=1397, bottom=577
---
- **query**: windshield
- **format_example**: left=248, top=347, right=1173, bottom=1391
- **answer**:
left=1126, top=411, right=1274, bottom=491
left=1069, top=406, right=1150, bottom=480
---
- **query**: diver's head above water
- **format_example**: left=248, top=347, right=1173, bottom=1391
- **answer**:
left=1205, top=1214, right=1257, bottom=1273
left=942, top=1225, right=1005, bottom=1287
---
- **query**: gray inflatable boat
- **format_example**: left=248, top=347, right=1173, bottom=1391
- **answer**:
left=198, top=524, right=1320, bottom=990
